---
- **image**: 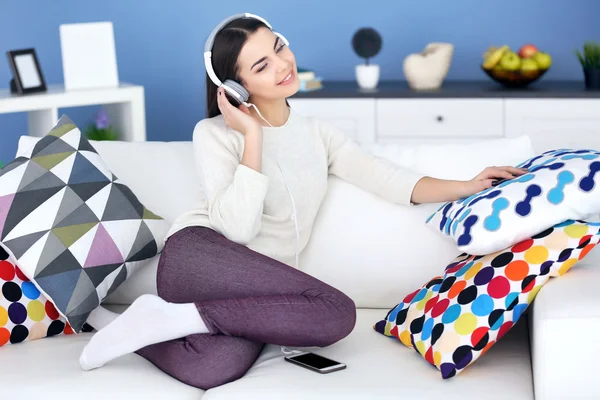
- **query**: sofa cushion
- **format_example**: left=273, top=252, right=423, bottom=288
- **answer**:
left=426, top=148, right=600, bottom=255
left=529, top=261, right=600, bottom=400
left=2, top=117, right=168, bottom=332
left=0, top=246, right=93, bottom=347
left=373, top=219, right=600, bottom=379
left=0, top=304, right=203, bottom=399
left=202, top=309, right=533, bottom=400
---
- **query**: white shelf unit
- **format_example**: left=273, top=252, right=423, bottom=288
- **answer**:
left=0, top=82, right=146, bottom=141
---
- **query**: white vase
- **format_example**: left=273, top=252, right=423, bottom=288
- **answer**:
left=403, top=43, right=454, bottom=90
left=355, top=64, right=380, bottom=89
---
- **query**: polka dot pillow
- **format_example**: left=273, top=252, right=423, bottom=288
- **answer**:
left=0, top=246, right=92, bottom=346
left=426, top=149, right=600, bottom=255
left=374, top=219, right=600, bottom=379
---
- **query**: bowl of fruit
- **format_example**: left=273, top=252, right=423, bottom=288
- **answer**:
left=482, top=44, right=552, bottom=88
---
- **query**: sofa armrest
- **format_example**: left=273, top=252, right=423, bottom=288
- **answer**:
left=529, top=263, right=600, bottom=399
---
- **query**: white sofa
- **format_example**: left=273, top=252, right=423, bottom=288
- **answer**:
left=3, top=133, right=598, bottom=399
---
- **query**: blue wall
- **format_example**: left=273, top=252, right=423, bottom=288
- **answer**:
left=1, top=0, right=598, bottom=163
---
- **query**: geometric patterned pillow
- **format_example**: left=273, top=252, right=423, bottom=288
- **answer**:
left=425, top=149, right=600, bottom=255
left=0, top=115, right=169, bottom=333
left=374, top=219, right=600, bottom=379
left=1, top=246, right=93, bottom=347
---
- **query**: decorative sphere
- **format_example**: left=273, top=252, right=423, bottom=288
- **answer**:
left=352, top=28, right=382, bottom=59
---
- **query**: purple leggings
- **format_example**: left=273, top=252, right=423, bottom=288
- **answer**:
left=135, top=226, right=356, bottom=390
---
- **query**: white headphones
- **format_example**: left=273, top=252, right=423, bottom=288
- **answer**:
left=204, top=13, right=290, bottom=108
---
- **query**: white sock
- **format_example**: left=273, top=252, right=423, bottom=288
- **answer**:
left=79, top=294, right=208, bottom=371
left=86, top=305, right=120, bottom=331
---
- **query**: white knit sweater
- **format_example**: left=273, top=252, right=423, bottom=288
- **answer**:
left=165, top=109, right=425, bottom=268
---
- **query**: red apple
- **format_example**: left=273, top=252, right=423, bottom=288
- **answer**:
left=518, top=44, right=539, bottom=58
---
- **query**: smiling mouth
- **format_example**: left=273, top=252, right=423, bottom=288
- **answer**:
left=277, top=70, right=295, bottom=85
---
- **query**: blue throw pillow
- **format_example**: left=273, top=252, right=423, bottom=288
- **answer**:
left=426, top=149, right=600, bottom=255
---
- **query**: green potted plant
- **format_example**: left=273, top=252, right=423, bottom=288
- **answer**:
left=575, top=41, right=600, bottom=90
left=85, top=108, right=119, bottom=140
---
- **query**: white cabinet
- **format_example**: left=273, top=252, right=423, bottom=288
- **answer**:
left=289, top=96, right=600, bottom=151
left=376, top=99, right=504, bottom=140
left=504, top=99, right=600, bottom=153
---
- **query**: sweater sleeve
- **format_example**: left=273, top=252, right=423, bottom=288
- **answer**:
left=318, top=119, right=425, bottom=206
left=193, top=120, right=269, bottom=244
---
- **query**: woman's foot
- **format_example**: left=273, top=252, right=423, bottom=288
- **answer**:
left=79, top=294, right=209, bottom=370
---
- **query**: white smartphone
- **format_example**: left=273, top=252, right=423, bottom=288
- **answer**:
left=284, top=352, right=346, bottom=374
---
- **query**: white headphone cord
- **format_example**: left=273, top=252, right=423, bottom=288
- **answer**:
left=244, top=102, right=274, bottom=128
left=245, top=101, right=303, bottom=357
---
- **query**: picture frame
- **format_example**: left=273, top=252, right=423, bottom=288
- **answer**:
left=6, top=48, right=47, bottom=95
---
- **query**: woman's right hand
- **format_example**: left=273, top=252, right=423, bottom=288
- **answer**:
left=217, top=86, right=262, bottom=135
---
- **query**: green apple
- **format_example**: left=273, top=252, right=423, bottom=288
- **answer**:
left=500, top=51, right=521, bottom=71
left=533, top=52, right=552, bottom=70
left=521, top=58, right=539, bottom=72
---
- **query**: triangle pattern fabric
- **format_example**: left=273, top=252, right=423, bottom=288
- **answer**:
left=35, top=269, right=82, bottom=314
left=68, top=290, right=100, bottom=323
left=68, top=224, right=98, bottom=266
left=0, top=193, right=15, bottom=238
left=54, top=202, right=99, bottom=229
left=49, top=119, right=77, bottom=137
left=127, top=222, right=157, bottom=261
left=35, top=230, right=68, bottom=275
left=70, top=182, right=111, bottom=202
left=78, top=134, right=97, bottom=152
left=84, top=263, right=122, bottom=287
left=66, top=270, right=97, bottom=314
left=31, top=135, right=58, bottom=157
left=50, top=152, right=77, bottom=184
left=143, top=207, right=163, bottom=220
left=84, top=223, right=124, bottom=267
left=17, top=161, right=48, bottom=191
left=33, top=152, right=73, bottom=171
left=3, top=230, right=49, bottom=260
left=35, top=248, right=81, bottom=280
left=86, top=184, right=111, bottom=220
left=0, top=115, right=165, bottom=333
left=80, top=150, right=113, bottom=181
left=53, top=222, right=97, bottom=248
left=34, top=137, right=76, bottom=158
left=105, top=265, right=128, bottom=299
left=68, top=153, right=111, bottom=185
left=20, top=170, right=66, bottom=193
left=52, top=186, right=85, bottom=227
left=59, top=123, right=84, bottom=149
left=102, top=183, right=143, bottom=221
left=0, top=159, right=27, bottom=190
left=3, top=186, right=65, bottom=242
left=16, top=231, right=49, bottom=276
left=102, top=220, right=141, bottom=261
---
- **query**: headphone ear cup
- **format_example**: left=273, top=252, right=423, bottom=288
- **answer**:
left=222, top=79, right=249, bottom=105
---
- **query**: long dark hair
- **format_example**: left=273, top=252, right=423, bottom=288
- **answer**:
left=205, top=17, right=267, bottom=118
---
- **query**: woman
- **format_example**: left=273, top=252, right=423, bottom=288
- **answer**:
left=79, top=14, right=526, bottom=389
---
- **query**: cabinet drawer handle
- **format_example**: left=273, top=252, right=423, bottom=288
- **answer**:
left=436, top=115, right=444, bottom=122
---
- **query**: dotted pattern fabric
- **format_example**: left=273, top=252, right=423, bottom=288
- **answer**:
left=374, top=220, right=600, bottom=379
left=426, top=149, right=600, bottom=255
left=0, top=246, right=92, bottom=347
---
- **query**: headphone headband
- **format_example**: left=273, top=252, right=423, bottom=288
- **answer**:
left=203, top=13, right=288, bottom=93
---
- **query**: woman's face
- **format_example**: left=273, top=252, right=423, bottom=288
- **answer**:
left=237, top=27, right=300, bottom=102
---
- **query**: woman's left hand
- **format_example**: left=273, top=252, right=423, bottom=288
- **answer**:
left=463, top=165, right=529, bottom=196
